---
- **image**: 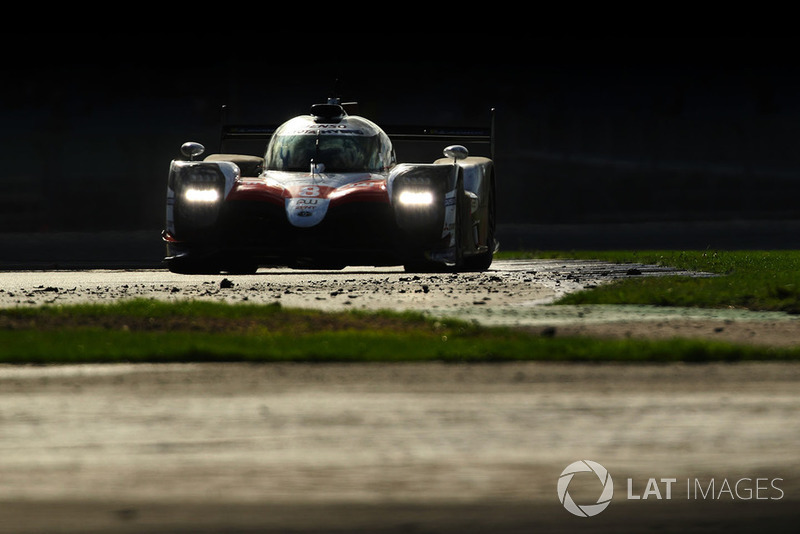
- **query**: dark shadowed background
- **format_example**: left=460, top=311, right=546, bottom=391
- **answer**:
left=2, top=36, right=799, bottom=265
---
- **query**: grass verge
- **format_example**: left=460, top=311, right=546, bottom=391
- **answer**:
left=1, top=299, right=799, bottom=364
left=498, top=250, right=800, bottom=313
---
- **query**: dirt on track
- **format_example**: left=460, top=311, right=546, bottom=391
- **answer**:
left=2, top=259, right=799, bottom=348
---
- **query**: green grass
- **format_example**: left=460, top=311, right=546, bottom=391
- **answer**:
left=3, top=251, right=800, bottom=364
left=499, top=250, right=800, bottom=313
left=0, top=298, right=798, bottom=364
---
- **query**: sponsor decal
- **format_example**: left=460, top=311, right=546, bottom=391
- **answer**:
left=285, top=196, right=330, bottom=228
left=283, top=124, right=366, bottom=136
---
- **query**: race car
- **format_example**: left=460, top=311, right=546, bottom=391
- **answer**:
left=162, top=98, right=497, bottom=274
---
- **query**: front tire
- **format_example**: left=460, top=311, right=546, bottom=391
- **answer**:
left=165, top=256, right=222, bottom=275
left=166, top=257, right=259, bottom=275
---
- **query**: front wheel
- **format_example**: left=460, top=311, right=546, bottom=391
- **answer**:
left=165, top=256, right=222, bottom=275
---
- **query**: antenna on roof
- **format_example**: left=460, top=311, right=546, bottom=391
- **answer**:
left=329, top=79, right=358, bottom=115
left=332, top=78, right=344, bottom=100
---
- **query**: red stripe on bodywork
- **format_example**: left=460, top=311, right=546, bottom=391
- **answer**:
left=226, top=180, right=285, bottom=206
left=226, top=178, right=389, bottom=206
left=328, top=180, right=389, bottom=207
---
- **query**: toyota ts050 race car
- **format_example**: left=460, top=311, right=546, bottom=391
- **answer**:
left=162, top=98, right=497, bottom=274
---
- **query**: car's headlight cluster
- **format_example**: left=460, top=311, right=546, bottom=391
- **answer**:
left=392, top=170, right=448, bottom=239
left=393, top=173, right=443, bottom=208
left=176, top=164, right=225, bottom=206
left=172, top=162, right=227, bottom=234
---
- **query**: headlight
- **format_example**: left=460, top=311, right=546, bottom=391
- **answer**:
left=398, top=190, right=434, bottom=206
left=183, top=188, right=221, bottom=203
left=170, top=161, right=228, bottom=237
left=391, top=166, right=449, bottom=238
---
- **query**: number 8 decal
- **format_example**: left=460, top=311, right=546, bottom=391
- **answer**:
left=299, top=186, right=320, bottom=197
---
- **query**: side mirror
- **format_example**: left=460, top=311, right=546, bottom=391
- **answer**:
left=443, top=145, right=469, bottom=161
left=181, top=142, right=205, bottom=160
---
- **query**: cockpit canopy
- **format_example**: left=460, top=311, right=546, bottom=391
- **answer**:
left=265, top=114, right=395, bottom=173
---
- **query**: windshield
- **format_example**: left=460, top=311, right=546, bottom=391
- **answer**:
left=266, top=133, right=385, bottom=173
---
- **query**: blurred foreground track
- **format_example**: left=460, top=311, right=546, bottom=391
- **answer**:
left=0, top=362, right=797, bottom=533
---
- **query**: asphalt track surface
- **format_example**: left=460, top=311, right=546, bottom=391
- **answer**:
left=1, top=260, right=799, bottom=533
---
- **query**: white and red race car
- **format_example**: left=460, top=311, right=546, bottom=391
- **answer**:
left=163, top=99, right=497, bottom=273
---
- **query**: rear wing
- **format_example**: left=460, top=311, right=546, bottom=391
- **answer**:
left=383, top=110, right=495, bottom=161
left=217, top=106, right=496, bottom=162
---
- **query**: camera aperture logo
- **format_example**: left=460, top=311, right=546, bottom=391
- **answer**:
left=557, top=460, right=614, bottom=517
